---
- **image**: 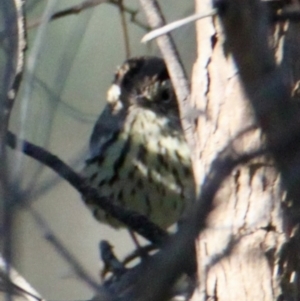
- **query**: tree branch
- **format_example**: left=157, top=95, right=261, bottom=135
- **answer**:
left=6, top=131, right=167, bottom=244
left=0, top=2, right=26, bottom=300
left=26, top=0, right=150, bottom=31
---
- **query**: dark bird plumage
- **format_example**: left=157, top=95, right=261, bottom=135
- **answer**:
left=82, top=56, right=194, bottom=229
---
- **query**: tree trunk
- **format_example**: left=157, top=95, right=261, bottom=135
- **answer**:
left=190, top=1, right=300, bottom=300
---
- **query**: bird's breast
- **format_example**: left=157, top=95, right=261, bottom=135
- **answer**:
left=83, top=107, right=194, bottom=229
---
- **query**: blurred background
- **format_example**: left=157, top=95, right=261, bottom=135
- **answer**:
left=1, top=0, right=196, bottom=299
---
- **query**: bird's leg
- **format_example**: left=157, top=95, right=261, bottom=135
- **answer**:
left=128, top=230, right=150, bottom=261
left=99, top=240, right=126, bottom=280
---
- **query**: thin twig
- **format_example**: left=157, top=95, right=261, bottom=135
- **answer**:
left=108, top=0, right=150, bottom=30
left=26, top=0, right=150, bottom=31
left=118, top=0, right=131, bottom=58
left=142, top=10, right=217, bottom=43
left=27, top=0, right=107, bottom=28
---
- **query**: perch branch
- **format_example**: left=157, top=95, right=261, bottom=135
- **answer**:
left=6, top=131, right=167, bottom=244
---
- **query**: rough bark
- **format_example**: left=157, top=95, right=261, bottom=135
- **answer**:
left=190, top=1, right=296, bottom=300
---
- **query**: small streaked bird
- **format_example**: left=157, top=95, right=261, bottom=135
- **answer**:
left=82, top=56, right=194, bottom=229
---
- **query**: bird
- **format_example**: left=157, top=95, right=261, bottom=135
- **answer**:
left=81, top=56, right=194, bottom=230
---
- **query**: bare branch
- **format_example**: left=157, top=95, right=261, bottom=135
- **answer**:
left=117, top=0, right=131, bottom=58
left=107, top=0, right=151, bottom=31
left=0, top=0, right=26, bottom=133
left=27, top=0, right=150, bottom=31
left=27, top=0, right=105, bottom=28
left=0, top=2, right=26, bottom=300
left=141, top=10, right=217, bottom=43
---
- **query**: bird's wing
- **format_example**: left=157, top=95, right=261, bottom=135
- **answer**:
left=88, top=105, right=126, bottom=160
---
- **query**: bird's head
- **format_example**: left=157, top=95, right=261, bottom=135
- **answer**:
left=107, top=57, right=179, bottom=118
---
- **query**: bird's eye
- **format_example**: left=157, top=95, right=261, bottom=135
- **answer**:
left=161, top=89, right=171, bottom=102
